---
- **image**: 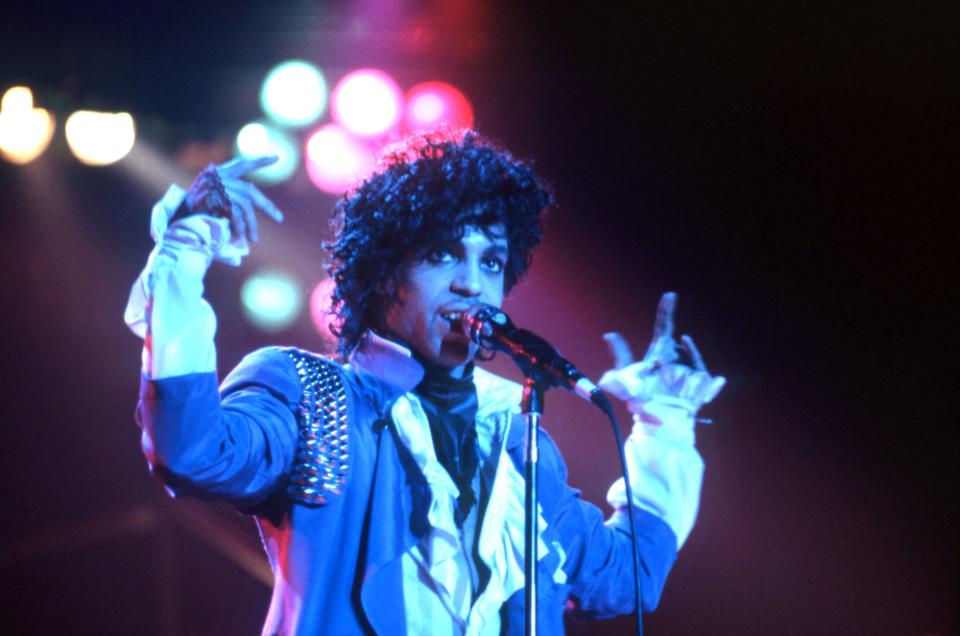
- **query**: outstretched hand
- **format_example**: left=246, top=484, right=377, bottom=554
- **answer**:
left=183, top=156, right=285, bottom=243
left=600, top=292, right=725, bottom=413
left=604, top=292, right=710, bottom=373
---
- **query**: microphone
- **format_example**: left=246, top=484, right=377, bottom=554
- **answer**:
left=460, top=304, right=610, bottom=410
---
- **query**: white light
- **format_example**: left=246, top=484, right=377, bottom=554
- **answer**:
left=331, top=69, right=403, bottom=137
left=235, top=121, right=300, bottom=184
left=240, top=270, right=303, bottom=332
left=65, top=110, right=136, bottom=166
left=304, top=124, right=374, bottom=194
left=0, top=86, right=55, bottom=165
left=260, top=60, right=327, bottom=128
left=412, top=94, right=444, bottom=121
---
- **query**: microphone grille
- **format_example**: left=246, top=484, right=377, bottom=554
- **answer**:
left=462, top=304, right=508, bottom=346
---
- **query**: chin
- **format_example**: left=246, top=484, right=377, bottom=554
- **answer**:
left=437, top=338, right=474, bottom=368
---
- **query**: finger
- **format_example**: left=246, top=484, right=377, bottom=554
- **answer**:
left=244, top=180, right=284, bottom=223
left=218, top=155, right=278, bottom=180
left=651, top=292, right=677, bottom=342
left=680, top=334, right=707, bottom=371
left=603, top=332, right=634, bottom=369
left=222, top=177, right=284, bottom=223
left=704, top=375, right=726, bottom=403
left=226, top=183, right=258, bottom=242
left=643, top=334, right=680, bottom=366
left=242, top=197, right=258, bottom=243
left=229, top=207, right=246, bottom=243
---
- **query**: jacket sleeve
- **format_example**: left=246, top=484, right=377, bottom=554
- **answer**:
left=136, top=347, right=302, bottom=509
left=536, top=432, right=679, bottom=618
left=127, top=186, right=299, bottom=508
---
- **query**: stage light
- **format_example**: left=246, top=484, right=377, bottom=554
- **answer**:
left=331, top=69, right=403, bottom=137
left=0, top=86, right=55, bottom=164
left=309, top=277, right=340, bottom=344
left=404, top=81, right=474, bottom=132
left=235, top=121, right=299, bottom=185
left=240, top=270, right=303, bottom=332
left=65, top=110, right=136, bottom=166
left=260, top=60, right=327, bottom=128
left=304, top=124, right=374, bottom=194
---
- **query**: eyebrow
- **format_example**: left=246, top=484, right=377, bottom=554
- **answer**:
left=483, top=243, right=508, bottom=256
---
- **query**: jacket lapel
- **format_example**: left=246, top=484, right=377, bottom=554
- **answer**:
left=359, top=419, right=425, bottom=633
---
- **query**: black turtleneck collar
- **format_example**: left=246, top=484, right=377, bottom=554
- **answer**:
left=415, top=355, right=476, bottom=410
left=413, top=353, right=480, bottom=527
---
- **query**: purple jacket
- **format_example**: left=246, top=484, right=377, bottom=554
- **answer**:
left=137, top=339, right=677, bottom=634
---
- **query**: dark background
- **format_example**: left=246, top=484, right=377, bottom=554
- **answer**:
left=0, top=2, right=955, bottom=634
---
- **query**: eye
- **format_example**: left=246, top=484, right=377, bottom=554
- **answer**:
left=482, top=256, right=506, bottom=274
left=424, top=248, right=455, bottom=265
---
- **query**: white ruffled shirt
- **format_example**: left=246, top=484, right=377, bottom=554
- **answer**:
left=124, top=187, right=712, bottom=634
left=377, top=356, right=565, bottom=636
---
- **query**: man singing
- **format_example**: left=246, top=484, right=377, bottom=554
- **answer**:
left=125, top=130, right=724, bottom=634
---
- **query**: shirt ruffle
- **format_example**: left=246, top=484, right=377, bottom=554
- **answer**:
left=391, top=376, right=565, bottom=635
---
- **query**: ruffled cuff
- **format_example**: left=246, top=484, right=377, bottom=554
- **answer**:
left=124, top=184, right=248, bottom=379
left=599, top=360, right=726, bottom=417
left=600, top=360, right=719, bottom=549
left=150, top=184, right=249, bottom=266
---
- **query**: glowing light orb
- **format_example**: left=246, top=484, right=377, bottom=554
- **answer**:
left=404, top=81, right=474, bottom=132
left=309, top=277, right=340, bottom=344
left=304, top=124, right=374, bottom=194
left=260, top=60, right=327, bottom=128
left=235, top=121, right=300, bottom=184
left=240, top=270, right=303, bottom=332
left=331, top=69, right=403, bottom=137
left=65, top=110, right=136, bottom=166
left=0, top=87, right=55, bottom=165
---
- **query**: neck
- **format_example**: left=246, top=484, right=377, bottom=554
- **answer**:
left=415, top=351, right=474, bottom=387
left=373, top=328, right=473, bottom=379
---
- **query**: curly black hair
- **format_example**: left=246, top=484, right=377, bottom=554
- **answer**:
left=325, top=129, right=552, bottom=357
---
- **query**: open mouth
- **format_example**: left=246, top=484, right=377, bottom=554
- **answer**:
left=440, top=310, right=467, bottom=333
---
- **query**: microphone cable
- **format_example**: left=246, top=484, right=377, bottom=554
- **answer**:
left=590, top=391, right=644, bottom=636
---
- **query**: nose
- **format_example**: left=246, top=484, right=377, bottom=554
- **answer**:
left=451, top=260, right=483, bottom=297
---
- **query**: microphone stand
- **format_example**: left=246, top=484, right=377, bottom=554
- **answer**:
left=521, top=376, right=546, bottom=636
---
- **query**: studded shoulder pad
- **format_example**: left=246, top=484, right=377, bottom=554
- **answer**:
left=285, top=350, right=349, bottom=505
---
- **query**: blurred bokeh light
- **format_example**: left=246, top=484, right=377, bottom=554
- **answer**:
left=240, top=270, right=303, bottom=332
left=65, top=110, right=136, bottom=166
left=304, top=123, right=374, bottom=194
left=404, top=81, right=474, bottom=132
left=309, top=277, right=340, bottom=345
left=260, top=60, right=327, bottom=128
left=331, top=68, right=403, bottom=138
left=235, top=121, right=300, bottom=185
left=0, top=86, right=55, bottom=164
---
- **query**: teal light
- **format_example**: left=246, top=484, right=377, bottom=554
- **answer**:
left=260, top=60, right=327, bottom=128
left=240, top=271, right=303, bottom=332
left=235, top=121, right=299, bottom=185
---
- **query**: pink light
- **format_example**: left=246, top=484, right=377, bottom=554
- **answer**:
left=331, top=69, right=404, bottom=138
left=404, top=81, right=474, bottom=133
left=309, top=277, right=340, bottom=344
left=304, top=124, right=374, bottom=194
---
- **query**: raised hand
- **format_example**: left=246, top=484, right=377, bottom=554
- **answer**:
left=183, top=156, right=284, bottom=243
left=599, top=292, right=725, bottom=413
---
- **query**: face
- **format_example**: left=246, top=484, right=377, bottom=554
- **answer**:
left=381, top=224, right=508, bottom=377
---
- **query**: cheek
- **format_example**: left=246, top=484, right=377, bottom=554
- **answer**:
left=395, top=287, right=434, bottom=335
left=486, top=278, right=506, bottom=305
